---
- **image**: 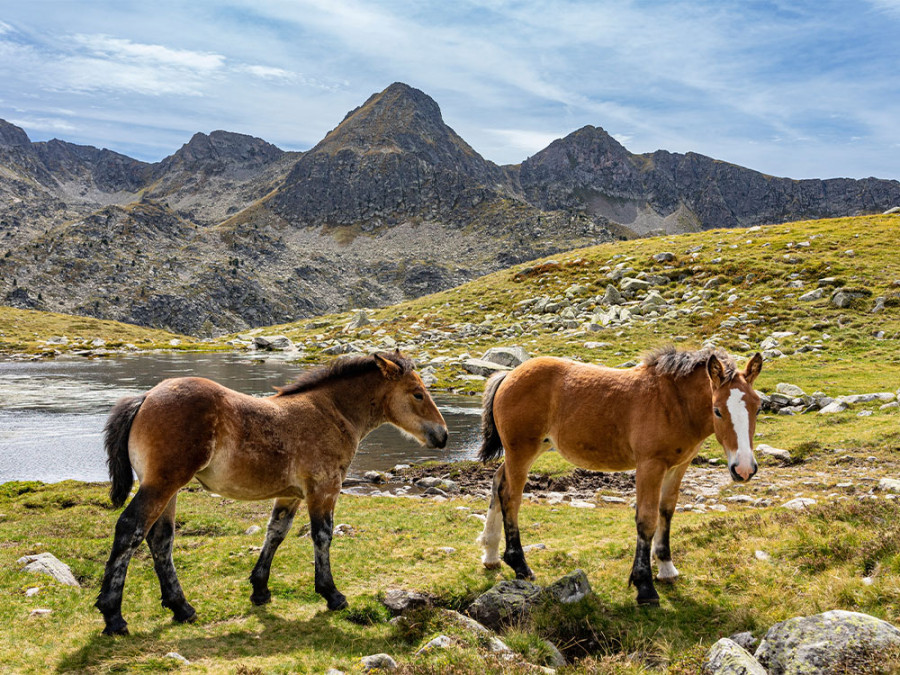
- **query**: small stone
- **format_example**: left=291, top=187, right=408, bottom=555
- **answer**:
left=244, top=525, right=262, bottom=535
left=360, top=653, right=397, bottom=671
left=704, top=638, right=766, bottom=674
left=364, top=470, right=387, bottom=484
left=879, top=478, right=900, bottom=493
left=481, top=346, right=530, bottom=368
left=781, top=497, right=817, bottom=510
left=415, top=635, right=452, bottom=655
left=755, top=550, right=772, bottom=562
left=30, top=608, right=52, bottom=617
left=382, top=589, right=433, bottom=615
left=164, top=652, right=191, bottom=664
left=819, top=400, right=849, bottom=414
left=18, top=553, right=80, bottom=587
left=543, top=569, right=593, bottom=604
left=24, top=587, right=40, bottom=597
left=756, top=444, right=792, bottom=462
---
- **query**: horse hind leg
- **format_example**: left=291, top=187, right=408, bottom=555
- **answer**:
left=498, top=452, right=536, bottom=580
left=476, top=465, right=505, bottom=569
left=95, top=484, right=178, bottom=635
left=146, top=494, right=195, bottom=623
left=249, top=497, right=301, bottom=606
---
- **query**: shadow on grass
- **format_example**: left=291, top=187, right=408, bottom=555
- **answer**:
left=55, top=603, right=388, bottom=673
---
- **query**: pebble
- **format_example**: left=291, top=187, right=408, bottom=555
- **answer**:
left=782, top=497, right=817, bottom=510
left=164, top=652, right=191, bottom=664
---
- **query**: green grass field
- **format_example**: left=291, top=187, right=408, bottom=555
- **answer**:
left=1, top=215, right=899, bottom=672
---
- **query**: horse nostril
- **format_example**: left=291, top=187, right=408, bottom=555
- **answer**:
left=427, top=426, right=449, bottom=449
left=729, top=465, right=745, bottom=482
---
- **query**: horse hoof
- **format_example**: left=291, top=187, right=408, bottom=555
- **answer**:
left=636, top=595, right=660, bottom=607
left=327, top=595, right=348, bottom=611
left=250, top=591, right=272, bottom=606
left=174, top=610, right=197, bottom=624
left=482, top=561, right=502, bottom=570
left=101, top=622, right=129, bottom=637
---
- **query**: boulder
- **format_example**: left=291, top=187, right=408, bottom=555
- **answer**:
left=652, top=251, right=675, bottom=263
left=775, top=383, right=806, bottom=398
left=756, top=444, right=792, bottom=463
left=252, top=335, right=296, bottom=351
left=601, top=284, right=624, bottom=305
left=360, top=654, right=397, bottom=671
left=466, top=579, right=542, bottom=629
left=831, top=288, right=871, bottom=308
left=344, top=310, right=372, bottom=331
left=462, top=358, right=511, bottom=377
left=703, top=638, right=766, bottom=674
left=878, top=478, right=900, bottom=494
left=841, top=392, right=895, bottom=404
left=481, top=346, right=530, bottom=368
left=754, top=610, right=900, bottom=674
left=819, top=401, right=849, bottom=414
left=415, top=635, right=452, bottom=655
left=18, top=553, right=80, bottom=587
left=620, top=277, right=651, bottom=293
left=543, top=569, right=592, bottom=604
left=799, top=288, right=824, bottom=302
left=781, top=498, right=816, bottom=510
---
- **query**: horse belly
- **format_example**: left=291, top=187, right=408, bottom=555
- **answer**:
left=194, top=436, right=305, bottom=501
left=555, top=440, right=636, bottom=472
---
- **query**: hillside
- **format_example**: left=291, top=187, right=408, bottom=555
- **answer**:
left=2, top=83, right=899, bottom=335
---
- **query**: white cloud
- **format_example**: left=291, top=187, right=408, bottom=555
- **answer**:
left=70, top=34, right=225, bottom=73
left=235, top=64, right=296, bottom=81
left=9, top=116, right=76, bottom=133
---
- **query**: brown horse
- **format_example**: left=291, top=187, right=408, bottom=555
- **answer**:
left=96, top=351, right=447, bottom=636
left=476, top=347, right=762, bottom=605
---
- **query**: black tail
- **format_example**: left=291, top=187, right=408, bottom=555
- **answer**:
left=478, top=372, right=509, bottom=463
left=103, top=395, right=145, bottom=508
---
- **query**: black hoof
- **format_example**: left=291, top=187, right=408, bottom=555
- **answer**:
left=101, top=619, right=129, bottom=636
left=164, top=599, right=197, bottom=623
left=636, top=593, right=660, bottom=606
left=250, top=590, right=272, bottom=606
left=326, top=593, right=348, bottom=611
left=173, top=608, right=197, bottom=624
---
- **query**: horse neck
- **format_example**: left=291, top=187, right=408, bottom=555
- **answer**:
left=678, top=368, right=715, bottom=441
left=317, top=372, right=390, bottom=439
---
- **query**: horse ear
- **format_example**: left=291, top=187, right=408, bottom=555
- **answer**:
left=706, top=354, right=726, bottom=388
left=744, top=352, right=763, bottom=386
left=373, top=353, right=402, bottom=380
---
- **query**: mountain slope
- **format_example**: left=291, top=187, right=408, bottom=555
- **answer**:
left=2, top=83, right=898, bottom=335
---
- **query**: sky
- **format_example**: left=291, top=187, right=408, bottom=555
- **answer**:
left=1, top=0, right=899, bottom=180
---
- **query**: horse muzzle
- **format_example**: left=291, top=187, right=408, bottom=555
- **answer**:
left=424, top=424, right=449, bottom=449
left=728, top=459, right=758, bottom=482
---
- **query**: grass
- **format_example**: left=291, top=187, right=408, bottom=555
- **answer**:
left=1, top=214, right=899, bottom=671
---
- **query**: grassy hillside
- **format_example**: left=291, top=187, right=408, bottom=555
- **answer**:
left=230, top=214, right=900, bottom=396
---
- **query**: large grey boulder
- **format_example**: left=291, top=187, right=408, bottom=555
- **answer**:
left=754, top=610, right=900, bottom=674
left=381, top=588, right=433, bottom=616
left=703, top=638, right=766, bottom=674
left=481, top=346, right=530, bottom=368
left=466, top=579, right=542, bottom=629
left=252, top=335, right=296, bottom=351
left=18, top=553, right=80, bottom=587
left=360, top=653, right=397, bottom=671
left=831, top=288, right=871, bottom=308
left=601, top=284, right=624, bottom=305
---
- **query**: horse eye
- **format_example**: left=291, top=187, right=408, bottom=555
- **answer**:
left=413, top=393, right=424, bottom=401
left=713, top=408, right=722, bottom=418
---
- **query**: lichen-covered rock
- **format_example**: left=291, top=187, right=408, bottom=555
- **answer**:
left=481, top=346, right=530, bottom=368
left=703, top=638, right=766, bottom=674
left=18, top=553, right=80, bottom=587
left=381, top=588, right=433, bottom=616
left=360, top=653, right=397, bottom=671
left=466, top=579, right=542, bottom=629
left=754, top=610, right=900, bottom=674
left=542, top=569, right=592, bottom=604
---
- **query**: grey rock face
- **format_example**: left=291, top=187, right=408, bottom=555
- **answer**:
left=543, top=569, right=593, bottom=604
left=18, top=553, right=80, bottom=587
left=481, top=345, right=530, bottom=368
left=466, top=579, right=543, bottom=629
left=754, top=610, right=900, bottom=674
left=703, top=638, right=766, bottom=674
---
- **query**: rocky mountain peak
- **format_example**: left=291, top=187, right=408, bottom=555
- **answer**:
left=315, top=82, right=481, bottom=168
left=159, top=130, right=283, bottom=174
left=0, top=119, right=32, bottom=150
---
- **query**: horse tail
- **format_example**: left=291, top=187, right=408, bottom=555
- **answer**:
left=104, top=395, right=145, bottom=508
left=479, top=372, right=509, bottom=463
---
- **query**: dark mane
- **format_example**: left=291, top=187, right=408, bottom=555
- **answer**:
left=275, top=352, right=416, bottom=396
left=642, top=346, right=737, bottom=381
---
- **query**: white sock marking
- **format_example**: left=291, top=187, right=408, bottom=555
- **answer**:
left=657, top=560, right=679, bottom=580
left=477, top=502, right=503, bottom=566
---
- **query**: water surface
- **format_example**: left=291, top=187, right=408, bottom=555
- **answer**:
left=0, top=353, right=482, bottom=484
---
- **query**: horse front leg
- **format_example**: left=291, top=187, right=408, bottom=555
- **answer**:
left=95, top=485, right=175, bottom=635
left=306, top=480, right=347, bottom=611
left=146, top=494, right=195, bottom=623
left=249, top=497, right=301, bottom=605
left=652, top=461, right=691, bottom=583
left=629, top=461, right=666, bottom=606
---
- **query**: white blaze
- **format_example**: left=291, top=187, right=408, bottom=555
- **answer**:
left=726, top=387, right=754, bottom=477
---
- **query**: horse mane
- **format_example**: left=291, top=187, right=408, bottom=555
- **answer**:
left=275, top=351, right=416, bottom=396
left=642, top=346, right=737, bottom=382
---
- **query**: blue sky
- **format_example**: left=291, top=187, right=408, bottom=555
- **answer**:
left=1, top=0, right=898, bottom=179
